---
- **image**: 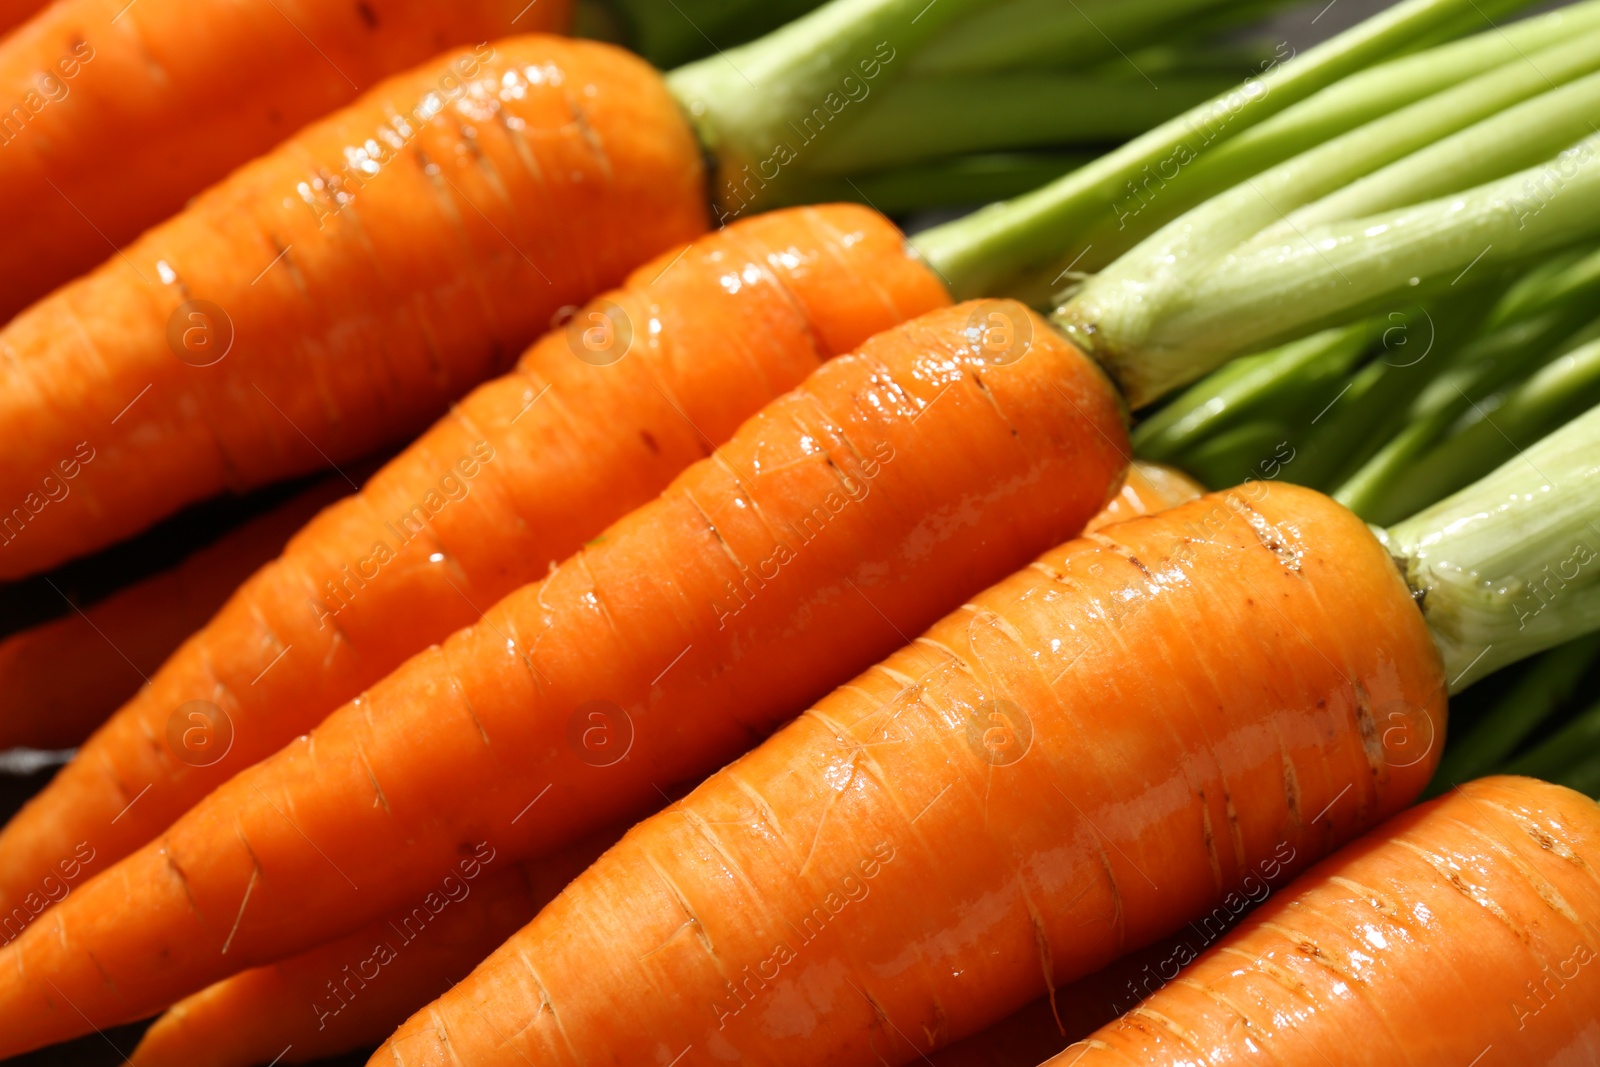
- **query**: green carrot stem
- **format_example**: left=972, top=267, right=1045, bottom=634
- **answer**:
left=805, top=72, right=1235, bottom=175
left=1337, top=299, right=1600, bottom=523
left=909, top=0, right=1547, bottom=301
left=666, top=0, right=985, bottom=220
left=1384, top=401, right=1600, bottom=692
left=1488, top=243, right=1600, bottom=329
left=777, top=152, right=1090, bottom=215
left=1372, top=334, right=1600, bottom=520
left=1058, top=30, right=1600, bottom=406
left=1168, top=419, right=1294, bottom=490
left=1501, top=695, right=1600, bottom=783
left=601, top=0, right=820, bottom=68
left=906, top=0, right=1232, bottom=76
left=1086, top=134, right=1600, bottom=407
left=1132, top=323, right=1375, bottom=461
left=1269, top=67, right=1600, bottom=234
left=1427, top=632, right=1600, bottom=796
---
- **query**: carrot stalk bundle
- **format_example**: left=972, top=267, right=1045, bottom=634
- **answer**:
left=1050, top=776, right=1600, bottom=1065
left=365, top=479, right=1445, bottom=1067
left=0, top=0, right=576, bottom=318
left=0, top=299, right=1128, bottom=1055
left=127, top=463, right=1198, bottom=1067
left=0, top=203, right=948, bottom=923
left=0, top=35, right=708, bottom=579
left=0, top=472, right=354, bottom=752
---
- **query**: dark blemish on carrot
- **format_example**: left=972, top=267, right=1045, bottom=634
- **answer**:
left=640, top=430, right=660, bottom=455
left=356, top=1, right=378, bottom=28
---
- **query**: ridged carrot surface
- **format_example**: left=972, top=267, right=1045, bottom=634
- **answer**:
left=0, top=0, right=572, bottom=316
left=129, top=824, right=624, bottom=1067
left=1055, top=776, right=1600, bottom=1065
left=1083, top=460, right=1201, bottom=533
left=0, top=300, right=1128, bottom=1054
left=0, top=473, right=351, bottom=751
left=125, top=462, right=1194, bottom=1067
left=365, top=481, right=1445, bottom=1067
left=0, top=203, right=947, bottom=918
left=0, top=33, right=704, bottom=580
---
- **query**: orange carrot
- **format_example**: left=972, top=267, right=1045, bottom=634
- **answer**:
left=0, top=299, right=1128, bottom=1054
left=0, top=34, right=706, bottom=580
left=127, top=462, right=1189, bottom=1067
left=1082, top=459, right=1201, bottom=533
left=129, top=823, right=625, bottom=1067
left=0, top=202, right=948, bottom=918
left=0, top=0, right=571, bottom=317
left=360, top=480, right=1443, bottom=1067
left=1053, top=775, right=1600, bottom=1065
left=0, top=472, right=354, bottom=751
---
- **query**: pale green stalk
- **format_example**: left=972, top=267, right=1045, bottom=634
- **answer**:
left=1078, top=137, right=1600, bottom=406
left=1384, top=402, right=1600, bottom=691
left=1057, top=28, right=1600, bottom=405
left=909, top=0, right=1541, bottom=300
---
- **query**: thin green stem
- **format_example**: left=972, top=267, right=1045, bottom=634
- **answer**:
left=777, top=152, right=1090, bottom=215
left=1336, top=272, right=1600, bottom=524
left=1080, top=135, right=1600, bottom=407
left=1384, top=401, right=1600, bottom=692
left=909, top=0, right=1547, bottom=301
left=805, top=72, right=1234, bottom=175
left=1426, top=632, right=1600, bottom=796
left=1132, top=323, right=1375, bottom=461
left=1502, top=696, right=1600, bottom=784
left=600, top=0, right=820, bottom=68
left=666, top=0, right=984, bottom=221
left=1373, top=333, right=1600, bottom=519
left=906, top=0, right=1232, bottom=76
left=1059, top=29, right=1600, bottom=405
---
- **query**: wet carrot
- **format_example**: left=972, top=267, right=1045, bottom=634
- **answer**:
left=1082, top=460, right=1202, bottom=533
left=0, top=34, right=706, bottom=580
left=0, top=203, right=947, bottom=919
left=129, top=824, right=624, bottom=1067
left=1053, top=775, right=1600, bottom=1065
left=0, top=299, right=1128, bottom=1054
left=0, top=0, right=571, bottom=316
left=359, top=480, right=1445, bottom=1066
left=126, top=460, right=1187, bottom=1067
left=0, top=473, right=351, bottom=751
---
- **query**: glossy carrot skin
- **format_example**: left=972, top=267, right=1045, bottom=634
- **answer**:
left=1083, top=459, right=1201, bottom=533
left=0, top=34, right=705, bottom=581
left=130, top=825, right=623, bottom=1067
left=369, top=482, right=1445, bottom=1067
left=0, top=0, right=39, bottom=36
left=1057, top=776, right=1600, bottom=1066
left=0, top=203, right=947, bottom=916
left=0, top=301, right=1128, bottom=1054
left=0, top=0, right=571, bottom=317
left=0, top=473, right=353, bottom=751
left=128, top=462, right=1186, bottom=1067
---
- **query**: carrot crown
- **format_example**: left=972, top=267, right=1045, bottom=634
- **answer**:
left=1384, top=400, right=1600, bottom=691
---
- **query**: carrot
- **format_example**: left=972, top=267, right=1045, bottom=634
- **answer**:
left=0, top=33, right=707, bottom=580
left=128, top=823, right=625, bottom=1067
left=1052, top=775, right=1600, bottom=1065
left=0, top=472, right=354, bottom=751
left=0, top=299, right=1128, bottom=1054
left=0, top=202, right=949, bottom=920
left=127, top=464, right=1189, bottom=1067
left=0, top=0, right=575, bottom=318
left=1082, top=460, right=1202, bottom=533
left=360, top=480, right=1444, bottom=1067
